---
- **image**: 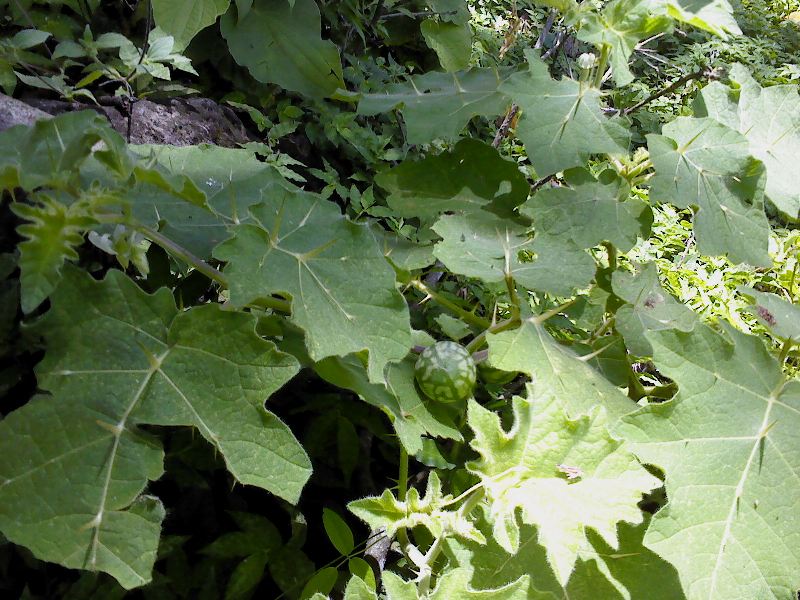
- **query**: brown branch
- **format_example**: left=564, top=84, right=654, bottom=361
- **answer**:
left=623, top=67, right=713, bottom=116
left=492, top=104, right=519, bottom=148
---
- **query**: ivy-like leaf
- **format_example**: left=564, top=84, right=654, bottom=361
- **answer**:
left=0, top=269, right=309, bottom=588
left=486, top=318, right=636, bottom=421
left=694, top=64, right=800, bottom=221
left=612, top=262, right=698, bottom=356
left=358, top=68, right=512, bottom=145
left=523, top=169, right=652, bottom=252
left=647, top=116, right=771, bottom=266
left=214, top=189, right=412, bottom=382
left=500, top=50, right=630, bottom=177
left=577, top=0, right=672, bottom=86
left=314, top=355, right=461, bottom=455
left=383, top=569, right=529, bottom=600
left=375, top=139, right=529, bottom=220
left=467, top=392, right=661, bottom=585
left=619, top=324, right=800, bottom=599
left=349, top=471, right=484, bottom=543
left=737, top=286, right=800, bottom=341
left=220, top=0, right=344, bottom=99
left=152, top=0, right=229, bottom=50
left=432, top=212, right=596, bottom=297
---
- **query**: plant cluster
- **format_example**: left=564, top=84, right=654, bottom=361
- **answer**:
left=0, top=1, right=799, bottom=599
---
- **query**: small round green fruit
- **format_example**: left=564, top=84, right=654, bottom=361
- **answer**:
left=414, top=341, right=477, bottom=403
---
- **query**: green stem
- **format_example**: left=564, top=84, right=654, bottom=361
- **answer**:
left=133, top=224, right=228, bottom=287
left=592, top=44, right=611, bottom=88
left=465, top=317, right=520, bottom=354
left=602, top=241, right=617, bottom=270
left=505, top=273, right=521, bottom=321
left=411, top=280, right=491, bottom=329
left=778, top=339, right=794, bottom=365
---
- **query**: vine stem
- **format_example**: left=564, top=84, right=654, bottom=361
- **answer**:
left=465, top=317, right=519, bottom=354
left=410, top=280, right=491, bottom=329
left=602, top=241, right=617, bottom=270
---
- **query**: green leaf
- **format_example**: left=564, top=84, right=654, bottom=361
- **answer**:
left=0, top=111, right=130, bottom=192
left=152, top=0, right=229, bottom=50
left=736, top=287, right=800, bottom=341
left=383, top=568, right=529, bottom=600
left=467, top=392, right=661, bottom=585
left=314, top=354, right=461, bottom=455
left=500, top=50, right=630, bottom=177
left=349, top=471, right=484, bottom=543
left=358, top=68, right=512, bottom=145
left=523, top=169, right=651, bottom=252
left=432, top=212, right=597, bottom=297
left=12, top=194, right=97, bottom=313
left=421, top=19, right=472, bottom=72
left=220, top=0, right=344, bottom=99
left=487, top=318, right=636, bottom=421
left=0, top=269, right=310, bottom=588
left=214, top=189, right=412, bottom=383
left=654, top=0, right=740, bottom=37
left=322, top=508, right=355, bottom=556
left=225, top=552, right=268, bottom=600
left=375, top=139, right=529, bottom=220
left=130, top=145, right=293, bottom=258
left=343, top=574, right=378, bottom=599
left=578, top=0, right=672, bottom=87
left=694, top=64, right=800, bottom=221
left=647, top=117, right=771, bottom=266
left=619, top=324, right=800, bottom=599
left=612, top=262, right=698, bottom=356
left=299, top=567, right=338, bottom=600
left=447, top=515, right=686, bottom=599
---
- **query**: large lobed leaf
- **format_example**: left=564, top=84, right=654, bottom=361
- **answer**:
left=0, top=269, right=310, bottom=588
left=694, top=64, right=800, bottom=221
left=619, top=324, right=800, bottom=599
left=375, top=139, right=529, bottom=220
left=467, top=391, right=661, bottom=585
left=432, top=212, right=596, bottom=297
left=214, top=187, right=412, bottom=383
left=358, top=68, right=512, bottom=145
left=487, top=317, right=636, bottom=421
left=647, top=116, right=771, bottom=266
left=500, top=50, right=630, bottom=177
left=221, top=0, right=344, bottom=99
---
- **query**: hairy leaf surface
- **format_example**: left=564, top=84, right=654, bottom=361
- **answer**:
left=501, top=51, right=630, bottom=177
left=694, top=64, right=800, bottom=221
left=220, top=0, right=344, bottom=99
left=467, top=392, right=661, bottom=585
left=375, top=139, right=528, bottom=220
left=620, top=324, right=800, bottom=599
left=487, top=318, right=636, bottom=421
left=647, top=117, right=770, bottom=266
left=0, top=269, right=309, bottom=588
left=214, top=189, right=411, bottom=382
left=432, top=212, right=596, bottom=297
left=383, top=568, right=529, bottom=600
left=612, top=262, right=698, bottom=356
left=358, top=68, right=512, bottom=145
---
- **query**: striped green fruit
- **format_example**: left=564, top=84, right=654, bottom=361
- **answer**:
left=414, top=341, right=476, bottom=403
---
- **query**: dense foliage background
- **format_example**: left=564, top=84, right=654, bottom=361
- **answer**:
left=0, top=0, right=799, bottom=599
